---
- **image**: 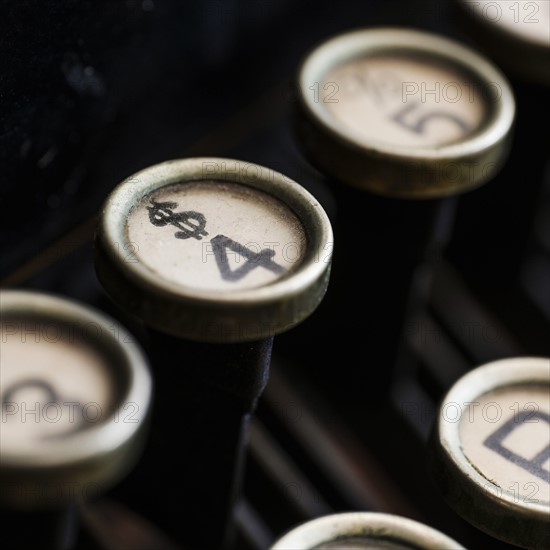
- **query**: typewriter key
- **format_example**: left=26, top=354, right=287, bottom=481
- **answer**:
left=451, top=0, right=549, bottom=282
left=0, top=290, right=152, bottom=550
left=95, top=157, right=333, bottom=548
left=296, top=27, right=514, bottom=198
left=431, top=357, right=550, bottom=550
left=270, top=512, right=465, bottom=549
left=455, top=0, right=550, bottom=86
left=290, top=27, right=515, bottom=400
left=95, top=157, right=331, bottom=342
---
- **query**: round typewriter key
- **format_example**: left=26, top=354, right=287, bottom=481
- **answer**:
left=431, top=357, right=550, bottom=550
left=296, top=27, right=514, bottom=198
left=95, top=157, right=333, bottom=549
left=286, top=27, right=516, bottom=405
left=95, top=157, right=332, bottom=343
left=0, top=290, right=151, bottom=549
left=455, top=0, right=550, bottom=86
left=270, top=512, right=465, bottom=549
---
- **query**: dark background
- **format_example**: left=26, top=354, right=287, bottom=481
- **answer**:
left=1, top=0, right=463, bottom=274
left=1, top=1, right=549, bottom=549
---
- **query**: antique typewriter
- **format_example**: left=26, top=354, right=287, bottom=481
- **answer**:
left=1, top=1, right=549, bottom=549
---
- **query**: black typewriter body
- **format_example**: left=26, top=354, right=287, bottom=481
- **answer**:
left=1, top=1, right=549, bottom=549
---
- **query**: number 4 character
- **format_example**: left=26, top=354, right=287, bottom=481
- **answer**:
left=211, top=235, right=286, bottom=282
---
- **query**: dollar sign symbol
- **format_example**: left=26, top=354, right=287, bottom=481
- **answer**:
left=147, top=199, right=209, bottom=241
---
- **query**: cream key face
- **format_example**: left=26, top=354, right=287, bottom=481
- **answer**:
left=0, top=321, right=115, bottom=452
left=323, top=55, right=487, bottom=149
left=467, top=1, right=550, bottom=47
left=459, top=384, right=550, bottom=505
left=126, top=181, right=307, bottom=292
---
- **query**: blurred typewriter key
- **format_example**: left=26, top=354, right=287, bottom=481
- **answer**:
left=431, top=357, right=550, bottom=550
left=455, top=0, right=550, bottom=86
left=451, top=0, right=550, bottom=280
left=295, top=27, right=514, bottom=198
left=94, top=157, right=333, bottom=548
left=0, top=290, right=152, bottom=550
left=291, top=27, right=515, bottom=398
left=270, top=512, right=466, bottom=549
